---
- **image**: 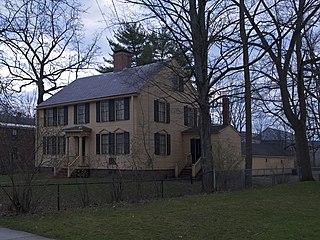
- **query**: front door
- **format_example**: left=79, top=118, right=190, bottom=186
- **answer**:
left=191, top=138, right=201, bottom=164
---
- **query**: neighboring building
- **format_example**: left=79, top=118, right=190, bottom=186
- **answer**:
left=36, top=50, right=242, bottom=178
left=241, top=142, right=295, bottom=175
left=0, top=114, right=35, bottom=174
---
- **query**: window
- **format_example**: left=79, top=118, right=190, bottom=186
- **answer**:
left=96, top=98, right=129, bottom=122
left=116, top=133, right=125, bottom=154
left=154, top=100, right=170, bottom=123
left=57, top=108, right=65, bottom=125
left=58, top=136, right=66, bottom=155
left=44, top=107, right=68, bottom=126
left=154, top=132, right=171, bottom=155
left=43, top=136, right=65, bottom=155
left=173, top=74, right=184, bottom=92
left=101, top=134, right=110, bottom=154
left=115, top=99, right=125, bottom=120
left=47, top=109, right=54, bottom=126
left=74, top=103, right=89, bottom=124
left=184, top=106, right=198, bottom=127
left=12, top=129, right=17, bottom=137
left=100, top=101, right=109, bottom=122
left=77, top=104, right=85, bottom=124
left=96, top=132, right=130, bottom=155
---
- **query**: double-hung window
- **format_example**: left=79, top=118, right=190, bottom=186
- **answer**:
left=115, top=99, right=125, bottom=120
left=100, top=101, right=109, bottom=122
left=184, top=106, right=198, bottom=127
left=154, top=132, right=171, bottom=155
left=154, top=100, right=170, bottom=123
left=101, top=134, right=110, bottom=154
left=74, top=103, right=90, bottom=124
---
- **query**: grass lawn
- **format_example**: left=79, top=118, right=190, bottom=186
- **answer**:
left=0, top=182, right=320, bottom=240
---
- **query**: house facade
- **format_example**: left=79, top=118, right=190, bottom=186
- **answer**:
left=0, top=114, right=35, bottom=174
left=36, top=51, right=241, bottom=178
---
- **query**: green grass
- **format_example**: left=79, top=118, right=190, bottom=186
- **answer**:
left=1, top=182, right=320, bottom=240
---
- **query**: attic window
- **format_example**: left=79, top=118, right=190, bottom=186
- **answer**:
left=173, top=74, right=184, bottom=92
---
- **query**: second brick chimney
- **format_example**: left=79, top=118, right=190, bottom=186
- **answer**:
left=222, top=96, right=230, bottom=125
left=113, top=50, right=132, bottom=72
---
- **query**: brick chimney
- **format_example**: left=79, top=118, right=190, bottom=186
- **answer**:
left=113, top=50, right=132, bottom=72
left=222, top=96, right=230, bottom=125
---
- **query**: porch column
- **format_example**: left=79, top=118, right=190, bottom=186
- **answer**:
left=79, top=136, right=83, bottom=165
left=66, top=136, right=70, bottom=164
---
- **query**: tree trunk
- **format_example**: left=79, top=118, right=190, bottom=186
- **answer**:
left=294, top=123, right=313, bottom=181
left=189, top=0, right=213, bottom=170
left=240, top=0, right=252, bottom=187
left=37, top=80, right=45, bottom=105
left=198, top=94, right=213, bottom=170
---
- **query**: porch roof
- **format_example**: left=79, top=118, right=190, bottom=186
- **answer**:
left=63, top=126, right=92, bottom=136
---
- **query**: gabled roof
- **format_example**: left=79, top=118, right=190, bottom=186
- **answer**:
left=259, top=127, right=294, bottom=142
left=241, top=142, right=292, bottom=157
left=38, top=62, right=167, bottom=108
left=182, top=125, right=229, bottom=134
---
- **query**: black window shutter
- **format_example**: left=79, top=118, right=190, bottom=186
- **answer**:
left=167, top=134, right=171, bottom=155
left=166, top=103, right=170, bottom=123
left=124, top=97, right=130, bottom=120
left=96, top=134, right=100, bottom=155
left=184, top=106, right=188, bottom=126
left=44, top=109, right=47, bottom=127
left=109, top=99, right=115, bottom=121
left=96, top=101, right=100, bottom=122
left=109, top=133, right=115, bottom=154
left=64, top=106, right=68, bottom=125
left=74, top=105, right=77, bottom=124
left=85, top=103, right=90, bottom=123
left=154, top=100, right=159, bottom=122
left=124, top=132, right=130, bottom=154
left=53, top=108, right=57, bottom=126
left=154, top=133, right=160, bottom=155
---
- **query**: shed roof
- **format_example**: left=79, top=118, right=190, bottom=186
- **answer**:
left=241, top=142, right=292, bottom=157
left=38, top=62, right=166, bottom=108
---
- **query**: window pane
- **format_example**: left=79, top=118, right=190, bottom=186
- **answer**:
left=101, top=101, right=109, bottom=122
left=159, top=134, right=167, bottom=155
left=58, top=136, right=66, bottom=155
left=116, top=133, right=124, bottom=154
left=101, top=134, right=109, bottom=154
left=115, top=99, right=125, bottom=120
left=77, top=104, right=86, bottom=124
left=159, top=102, right=166, bottom=122
left=57, top=108, right=64, bottom=125
left=47, top=109, right=54, bottom=126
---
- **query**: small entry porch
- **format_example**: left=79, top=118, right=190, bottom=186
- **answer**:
left=54, top=126, right=91, bottom=177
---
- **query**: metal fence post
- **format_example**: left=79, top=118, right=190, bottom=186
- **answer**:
left=57, top=184, right=60, bottom=211
left=161, top=180, right=164, bottom=198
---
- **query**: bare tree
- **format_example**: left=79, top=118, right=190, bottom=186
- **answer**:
left=121, top=0, right=244, bottom=172
left=237, top=0, right=320, bottom=180
left=0, top=0, right=99, bottom=104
